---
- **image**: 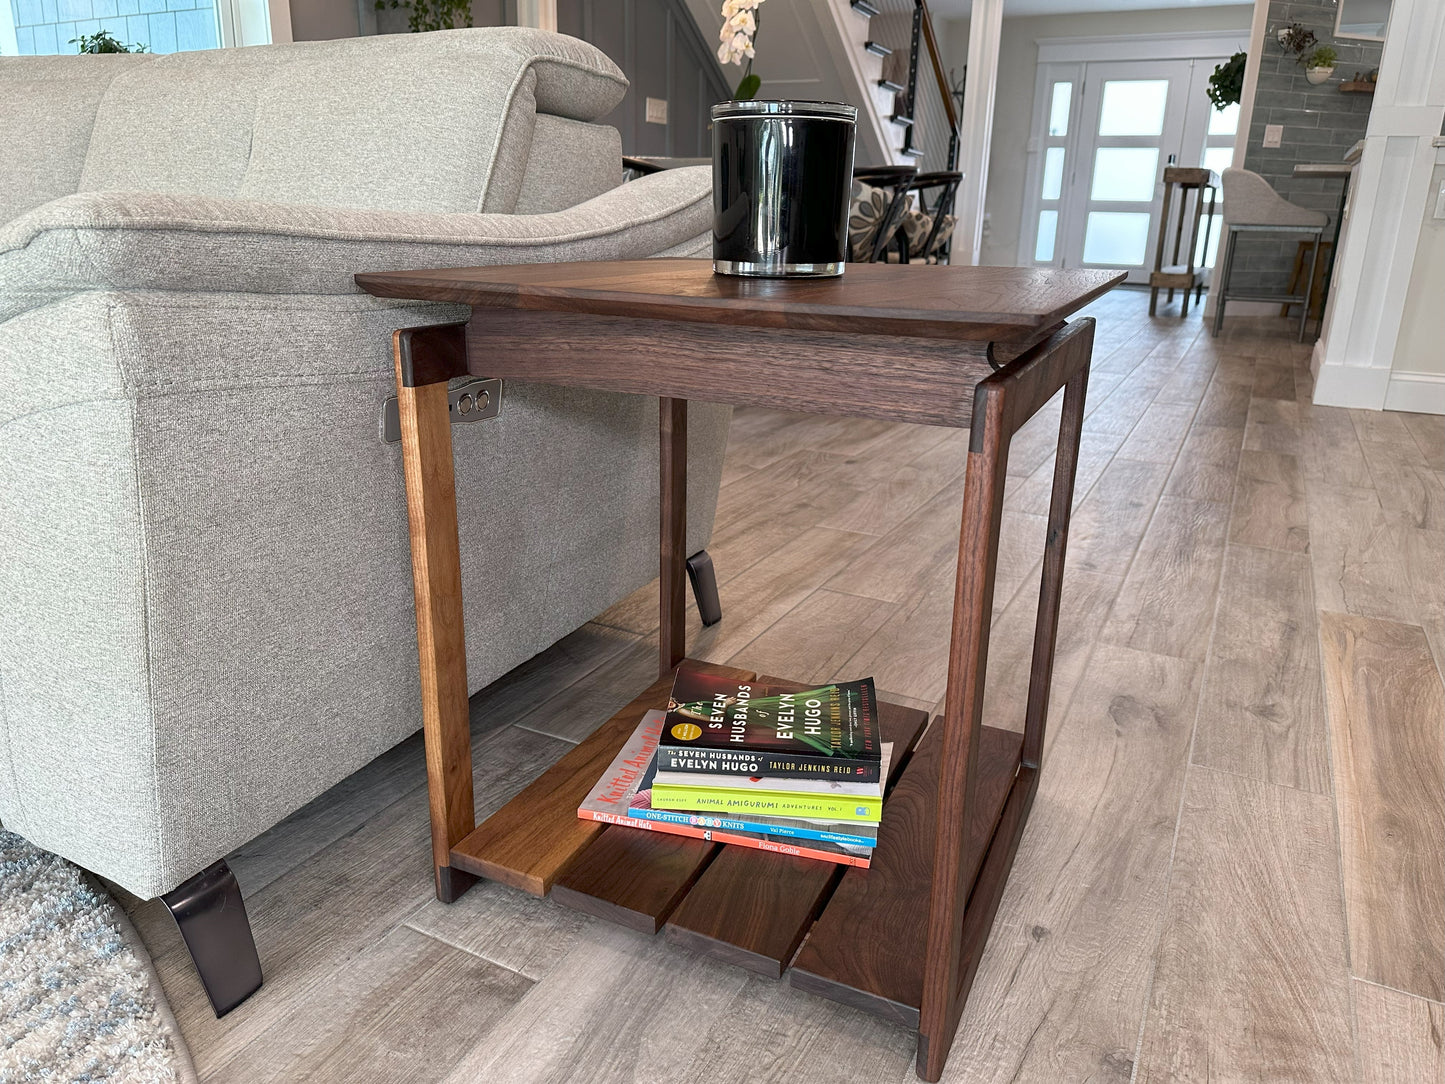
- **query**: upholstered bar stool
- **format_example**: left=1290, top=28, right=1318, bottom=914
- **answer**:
left=1212, top=168, right=1329, bottom=341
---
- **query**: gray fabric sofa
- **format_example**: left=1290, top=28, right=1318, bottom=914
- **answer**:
left=0, top=27, right=726, bottom=925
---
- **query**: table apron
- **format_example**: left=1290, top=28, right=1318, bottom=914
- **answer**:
left=461, top=309, right=1013, bottom=428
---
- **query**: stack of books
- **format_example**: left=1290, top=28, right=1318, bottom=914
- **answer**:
left=578, top=666, right=885, bottom=867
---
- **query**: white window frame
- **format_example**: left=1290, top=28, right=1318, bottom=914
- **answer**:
left=216, top=0, right=290, bottom=46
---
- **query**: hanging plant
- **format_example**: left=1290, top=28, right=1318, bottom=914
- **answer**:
left=375, top=0, right=470, bottom=34
left=1206, top=51, right=1246, bottom=110
left=1277, top=22, right=1317, bottom=60
left=717, top=0, right=766, bottom=101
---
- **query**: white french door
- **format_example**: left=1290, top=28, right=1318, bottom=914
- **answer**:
left=1023, top=52, right=1238, bottom=283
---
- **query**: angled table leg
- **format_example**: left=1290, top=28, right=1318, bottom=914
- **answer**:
left=917, top=319, right=1095, bottom=1081
left=393, top=322, right=477, bottom=903
left=660, top=397, right=688, bottom=674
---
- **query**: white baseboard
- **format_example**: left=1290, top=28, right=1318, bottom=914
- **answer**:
left=1384, top=371, right=1445, bottom=415
left=1313, top=362, right=1392, bottom=410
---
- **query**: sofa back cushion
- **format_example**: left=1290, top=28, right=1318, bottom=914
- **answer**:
left=0, top=55, right=153, bottom=225
left=72, top=28, right=628, bottom=215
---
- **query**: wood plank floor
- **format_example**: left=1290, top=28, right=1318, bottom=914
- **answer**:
left=125, top=290, right=1445, bottom=1083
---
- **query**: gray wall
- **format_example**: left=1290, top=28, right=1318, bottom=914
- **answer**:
left=1232, top=0, right=1382, bottom=294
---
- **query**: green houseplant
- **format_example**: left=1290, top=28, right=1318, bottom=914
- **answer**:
left=71, top=29, right=147, bottom=52
left=1304, top=45, right=1338, bottom=84
left=1207, top=51, right=1246, bottom=109
left=375, top=0, right=469, bottom=34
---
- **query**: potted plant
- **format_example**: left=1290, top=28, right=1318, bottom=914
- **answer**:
left=717, top=0, right=766, bottom=101
left=1304, top=45, right=1338, bottom=84
left=1277, top=22, right=1317, bottom=57
left=1207, top=51, right=1247, bottom=109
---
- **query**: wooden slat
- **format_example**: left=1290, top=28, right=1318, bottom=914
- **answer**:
left=449, top=661, right=755, bottom=896
left=661, top=700, right=930, bottom=978
left=789, top=725, right=1022, bottom=1028
left=550, top=830, right=718, bottom=934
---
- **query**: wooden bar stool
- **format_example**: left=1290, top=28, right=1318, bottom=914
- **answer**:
left=1149, top=167, right=1218, bottom=318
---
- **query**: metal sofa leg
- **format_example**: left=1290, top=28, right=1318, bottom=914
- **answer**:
left=1212, top=229, right=1239, bottom=338
left=160, top=859, right=262, bottom=1017
left=685, top=549, right=723, bottom=627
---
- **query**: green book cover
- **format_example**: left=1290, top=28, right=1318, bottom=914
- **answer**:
left=648, top=782, right=883, bottom=823
left=659, top=666, right=882, bottom=782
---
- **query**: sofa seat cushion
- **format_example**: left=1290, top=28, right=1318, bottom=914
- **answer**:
left=0, top=167, right=710, bottom=324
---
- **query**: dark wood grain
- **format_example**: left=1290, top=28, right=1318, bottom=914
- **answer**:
left=660, top=398, right=687, bottom=674
left=789, top=724, right=1022, bottom=1028
left=1023, top=338, right=1091, bottom=768
left=915, top=318, right=1093, bottom=1081
left=549, top=829, right=718, bottom=934
left=357, top=259, right=1124, bottom=344
left=662, top=697, right=930, bottom=979
left=392, top=327, right=476, bottom=902
left=449, top=661, right=753, bottom=896
left=464, top=310, right=993, bottom=428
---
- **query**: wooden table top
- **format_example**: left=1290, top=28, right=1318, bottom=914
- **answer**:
left=355, top=259, right=1125, bottom=343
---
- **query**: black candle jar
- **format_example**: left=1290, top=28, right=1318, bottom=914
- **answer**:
left=711, top=100, right=858, bottom=278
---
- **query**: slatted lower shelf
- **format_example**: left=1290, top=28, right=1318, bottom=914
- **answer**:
left=450, top=658, right=1024, bottom=1027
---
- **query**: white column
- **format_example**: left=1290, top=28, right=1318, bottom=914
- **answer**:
left=1312, top=0, right=1445, bottom=409
left=515, top=0, right=556, bottom=31
left=955, top=0, right=1002, bottom=266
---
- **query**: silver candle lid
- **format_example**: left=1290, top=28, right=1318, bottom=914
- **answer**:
left=711, top=100, right=858, bottom=122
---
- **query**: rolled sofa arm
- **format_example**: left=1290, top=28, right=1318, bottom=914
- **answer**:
left=0, top=166, right=711, bottom=321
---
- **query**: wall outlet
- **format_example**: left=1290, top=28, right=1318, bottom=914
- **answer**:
left=1263, top=124, right=1284, bottom=148
left=645, top=97, right=668, bottom=125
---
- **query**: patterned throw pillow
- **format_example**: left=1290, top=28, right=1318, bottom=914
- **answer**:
left=900, top=208, right=935, bottom=259
left=928, top=213, right=957, bottom=257
left=847, top=181, right=905, bottom=262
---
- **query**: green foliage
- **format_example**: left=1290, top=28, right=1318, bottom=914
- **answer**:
left=1305, top=45, right=1338, bottom=69
left=1206, top=51, right=1246, bottom=110
left=733, top=71, right=761, bottom=101
left=374, top=0, right=471, bottom=34
left=71, top=29, right=148, bottom=52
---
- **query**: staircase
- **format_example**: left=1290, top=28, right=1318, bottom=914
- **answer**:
left=833, top=0, right=959, bottom=171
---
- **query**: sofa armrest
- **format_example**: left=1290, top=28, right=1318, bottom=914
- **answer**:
left=0, top=166, right=711, bottom=320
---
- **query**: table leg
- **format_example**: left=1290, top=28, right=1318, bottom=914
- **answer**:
left=660, top=397, right=688, bottom=675
left=917, top=321, right=1094, bottom=1081
left=394, top=323, right=477, bottom=903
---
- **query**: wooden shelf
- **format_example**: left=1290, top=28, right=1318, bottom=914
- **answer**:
left=1339, top=81, right=1376, bottom=94
left=455, top=654, right=1025, bottom=1029
left=790, top=725, right=1022, bottom=1027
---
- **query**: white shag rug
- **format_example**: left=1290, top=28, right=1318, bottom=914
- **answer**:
left=0, top=830, right=196, bottom=1084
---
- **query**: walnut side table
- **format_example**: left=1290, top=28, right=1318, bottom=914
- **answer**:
left=355, top=259, right=1122, bottom=1081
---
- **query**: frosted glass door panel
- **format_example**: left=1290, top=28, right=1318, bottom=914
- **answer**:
left=1097, top=79, right=1168, bottom=136
left=1042, top=148, right=1066, bottom=200
left=1035, top=211, right=1059, bottom=262
left=1090, top=148, right=1160, bottom=201
left=1048, top=82, right=1073, bottom=137
left=1082, top=212, right=1151, bottom=266
left=1208, top=102, right=1240, bottom=136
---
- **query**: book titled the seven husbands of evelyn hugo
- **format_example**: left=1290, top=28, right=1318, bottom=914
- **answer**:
left=577, top=711, right=878, bottom=867
left=657, top=670, right=883, bottom=782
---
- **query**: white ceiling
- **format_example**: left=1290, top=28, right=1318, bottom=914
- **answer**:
left=936, top=0, right=1249, bottom=18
